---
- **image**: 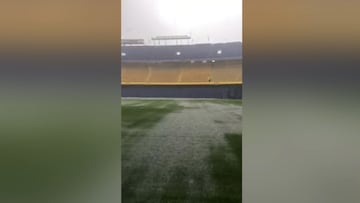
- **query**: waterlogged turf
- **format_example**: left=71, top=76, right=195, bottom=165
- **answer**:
left=122, top=99, right=242, bottom=203
left=122, top=100, right=183, bottom=130
left=188, top=99, right=242, bottom=106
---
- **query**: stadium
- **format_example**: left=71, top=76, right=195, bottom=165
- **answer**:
left=121, top=36, right=242, bottom=99
left=121, top=36, right=242, bottom=202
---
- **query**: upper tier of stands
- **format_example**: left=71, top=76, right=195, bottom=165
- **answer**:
left=122, top=42, right=242, bottom=62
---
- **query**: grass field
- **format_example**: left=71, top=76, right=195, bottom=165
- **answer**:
left=122, top=98, right=242, bottom=202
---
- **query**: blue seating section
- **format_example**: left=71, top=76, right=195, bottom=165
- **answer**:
left=121, top=42, right=242, bottom=62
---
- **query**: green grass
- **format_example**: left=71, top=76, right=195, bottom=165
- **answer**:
left=188, top=99, right=242, bottom=106
left=122, top=100, right=183, bottom=131
left=209, top=133, right=242, bottom=202
left=121, top=100, right=183, bottom=157
left=160, top=166, right=190, bottom=202
left=122, top=100, right=186, bottom=203
left=122, top=164, right=149, bottom=201
left=122, top=99, right=242, bottom=203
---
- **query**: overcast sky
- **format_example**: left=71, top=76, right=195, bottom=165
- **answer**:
left=122, top=0, right=242, bottom=44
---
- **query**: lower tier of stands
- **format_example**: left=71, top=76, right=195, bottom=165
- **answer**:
left=121, top=60, right=242, bottom=84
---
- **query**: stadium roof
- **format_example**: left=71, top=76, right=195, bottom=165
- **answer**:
left=121, top=39, right=145, bottom=45
left=151, top=35, right=191, bottom=40
left=121, top=42, right=242, bottom=62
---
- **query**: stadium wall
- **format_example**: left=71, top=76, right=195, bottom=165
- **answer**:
left=121, top=84, right=242, bottom=99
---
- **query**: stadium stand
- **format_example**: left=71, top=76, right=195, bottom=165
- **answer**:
left=121, top=63, right=149, bottom=83
left=147, top=63, right=182, bottom=83
left=211, top=60, right=243, bottom=83
left=122, top=42, right=242, bottom=62
left=121, top=42, right=242, bottom=98
left=177, top=62, right=212, bottom=83
left=121, top=60, right=242, bottom=84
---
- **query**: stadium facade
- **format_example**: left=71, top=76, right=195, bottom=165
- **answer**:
left=121, top=42, right=242, bottom=99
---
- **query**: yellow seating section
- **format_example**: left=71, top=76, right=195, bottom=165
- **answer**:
left=180, top=63, right=212, bottom=83
left=121, top=63, right=149, bottom=82
left=121, top=60, right=242, bottom=84
left=211, top=61, right=243, bottom=83
left=147, top=63, right=182, bottom=83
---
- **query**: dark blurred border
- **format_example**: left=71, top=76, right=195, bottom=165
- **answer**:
left=244, top=1, right=360, bottom=203
left=0, top=1, right=121, bottom=202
